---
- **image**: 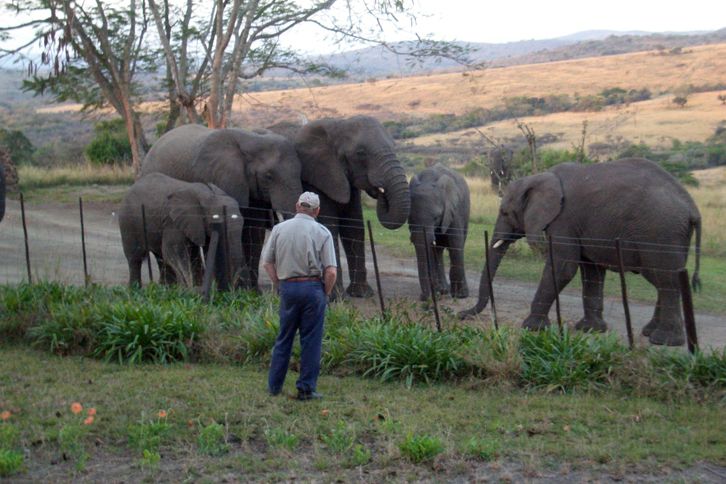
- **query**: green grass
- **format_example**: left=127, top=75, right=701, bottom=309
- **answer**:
left=0, top=346, right=724, bottom=480
left=363, top=207, right=726, bottom=314
left=2, top=283, right=726, bottom=398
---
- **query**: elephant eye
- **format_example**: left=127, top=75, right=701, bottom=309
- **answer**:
left=356, top=148, right=366, bottom=158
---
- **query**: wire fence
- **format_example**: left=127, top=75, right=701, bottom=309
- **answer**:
left=0, top=195, right=703, bottom=351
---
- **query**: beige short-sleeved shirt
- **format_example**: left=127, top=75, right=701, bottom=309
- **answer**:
left=261, top=213, right=337, bottom=280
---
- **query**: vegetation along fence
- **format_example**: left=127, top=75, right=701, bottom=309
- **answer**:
left=0, top=194, right=706, bottom=355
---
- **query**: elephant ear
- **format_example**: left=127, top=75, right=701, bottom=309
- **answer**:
left=438, top=174, right=460, bottom=233
left=520, top=172, right=564, bottom=244
left=168, top=189, right=207, bottom=247
left=295, top=121, right=351, bottom=204
left=196, top=130, right=250, bottom=208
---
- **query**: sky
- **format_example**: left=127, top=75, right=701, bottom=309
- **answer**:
left=1, top=0, right=725, bottom=61
left=283, top=0, right=726, bottom=54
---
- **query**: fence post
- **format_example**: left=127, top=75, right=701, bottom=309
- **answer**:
left=19, top=192, right=32, bottom=283
left=141, top=204, right=153, bottom=283
left=614, top=238, right=634, bottom=349
left=202, top=224, right=222, bottom=302
left=547, top=234, right=562, bottom=333
left=423, top=229, right=442, bottom=333
left=79, top=197, right=89, bottom=287
left=366, top=220, right=386, bottom=318
left=484, top=230, right=498, bottom=330
left=678, top=269, right=699, bottom=354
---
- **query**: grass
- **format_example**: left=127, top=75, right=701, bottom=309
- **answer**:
left=17, top=164, right=134, bottom=191
left=1, top=346, right=724, bottom=480
left=2, top=283, right=726, bottom=399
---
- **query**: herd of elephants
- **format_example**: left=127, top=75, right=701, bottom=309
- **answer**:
left=0, top=115, right=703, bottom=347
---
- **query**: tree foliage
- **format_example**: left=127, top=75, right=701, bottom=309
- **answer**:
left=84, top=119, right=132, bottom=166
left=0, top=128, right=35, bottom=165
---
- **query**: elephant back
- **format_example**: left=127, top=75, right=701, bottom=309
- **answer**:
left=141, top=124, right=212, bottom=180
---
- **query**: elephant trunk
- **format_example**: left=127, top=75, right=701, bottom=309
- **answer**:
left=412, top=227, right=436, bottom=299
left=458, top=238, right=510, bottom=319
left=226, top=225, right=249, bottom=288
left=372, top=155, right=410, bottom=230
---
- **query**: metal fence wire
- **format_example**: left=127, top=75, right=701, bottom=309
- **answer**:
left=0, top=195, right=701, bottom=352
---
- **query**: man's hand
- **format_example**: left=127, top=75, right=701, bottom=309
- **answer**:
left=263, top=262, right=279, bottom=291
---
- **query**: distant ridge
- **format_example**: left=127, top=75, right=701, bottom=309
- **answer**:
left=310, top=28, right=726, bottom=78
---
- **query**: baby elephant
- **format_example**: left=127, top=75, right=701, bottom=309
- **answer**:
left=409, top=163, right=470, bottom=301
left=119, top=173, right=246, bottom=288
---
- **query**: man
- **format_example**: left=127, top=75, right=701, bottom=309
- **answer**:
left=261, top=191, right=337, bottom=400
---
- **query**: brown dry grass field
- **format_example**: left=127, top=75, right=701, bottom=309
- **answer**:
left=226, top=43, right=726, bottom=146
left=38, top=43, right=726, bottom=150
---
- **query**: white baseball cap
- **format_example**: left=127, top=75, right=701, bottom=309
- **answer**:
left=298, top=191, right=320, bottom=209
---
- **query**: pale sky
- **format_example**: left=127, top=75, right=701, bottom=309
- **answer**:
left=284, top=0, right=726, bottom=54
left=2, top=0, right=725, bottom=61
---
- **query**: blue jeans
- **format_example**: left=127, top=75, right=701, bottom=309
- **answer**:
left=268, top=280, right=327, bottom=394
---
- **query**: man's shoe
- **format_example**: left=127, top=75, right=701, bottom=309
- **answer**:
left=269, top=389, right=281, bottom=397
left=296, top=390, right=323, bottom=401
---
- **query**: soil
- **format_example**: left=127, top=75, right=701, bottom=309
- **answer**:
left=1, top=198, right=724, bottom=350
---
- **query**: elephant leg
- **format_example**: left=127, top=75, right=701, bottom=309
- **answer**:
left=524, top=256, right=578, bottom=331
left=128, top=257, right=143, bottom=288
left=432, top=242, right=449, bottom=295
left=339, top=216, right=374, bottom=298
left=574, top=263, right=607, bottom=332
left=447, top=233, right=468, bottom=299
left=641, top=269, right=684, bottom=346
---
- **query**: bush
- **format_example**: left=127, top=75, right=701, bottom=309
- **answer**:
left=198, top=422, right=229, bottom=456
left=399, top=433, right=444, bottom=463
left=345, top=320, right=472, bottom=386
left=84, top=119, right=131, bottom=166
left=93, top=300, right=203, bottom=364
left=0, top=449, right=23, bottom=477
left=519, top=327, right=625, bottom=392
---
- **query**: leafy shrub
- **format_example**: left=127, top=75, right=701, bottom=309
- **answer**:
left=128, top=420, right=171, bottom=453
left=649, top=348, right=726, bottom=389
left=320, top=420, right=355, bottom=454
left=463, top=436, right=500, bottom=461
left=29, top=303, right=99, bottom=354
left=198, top=422, right=228, bottom=456
left=350, top=444, right=371, bottom=466
left=346, top=321, right=471, bottom=386
left=84, top=118, right=131, bottom=166
left=519, top=327, right=625, bottom=392
left=399, top=433, right=444, bottom=463
left=0, top=449, right=23, bottom=477
left=93, top=301, right=203, bottom=364
left=264, top=426, right=299, bottom=450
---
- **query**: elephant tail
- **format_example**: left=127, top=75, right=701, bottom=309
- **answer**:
left=691, top=217, right=702, bottom=293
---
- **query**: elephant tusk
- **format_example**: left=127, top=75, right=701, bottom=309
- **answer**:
left=276, top=212, right=284, bottom=223
left=378, top=187, right=385, bottom=194
left=492, top=240, right=504, bottom=249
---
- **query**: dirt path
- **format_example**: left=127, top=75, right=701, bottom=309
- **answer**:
left=2, top=199, right=724, bottom=350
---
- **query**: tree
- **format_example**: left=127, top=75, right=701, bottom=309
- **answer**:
left=0, top=128, right=35, bottom=165
left=672, top=96, right=688, bottom=109
left=2, top=0, right=476, bottom=167
left=2, top=0, right=151, bottom=173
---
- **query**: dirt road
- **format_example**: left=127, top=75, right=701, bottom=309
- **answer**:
left=2, top=199, right=724, bottom=350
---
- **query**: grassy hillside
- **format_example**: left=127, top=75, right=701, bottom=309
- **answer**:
left=228, top=43, right=726, bottom=133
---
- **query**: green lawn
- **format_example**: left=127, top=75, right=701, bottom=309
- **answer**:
left=1, top=347, right=724, bottom=481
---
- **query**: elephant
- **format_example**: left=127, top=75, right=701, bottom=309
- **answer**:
left=409, top=163, right=470, bottom=301
left=118, top=173, right=246, bottom=288
left=141, top=124, right=302, bottom=290
left=459, top=158, right=702, bottom=347
left=267, top=115, right=411, bottom=298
